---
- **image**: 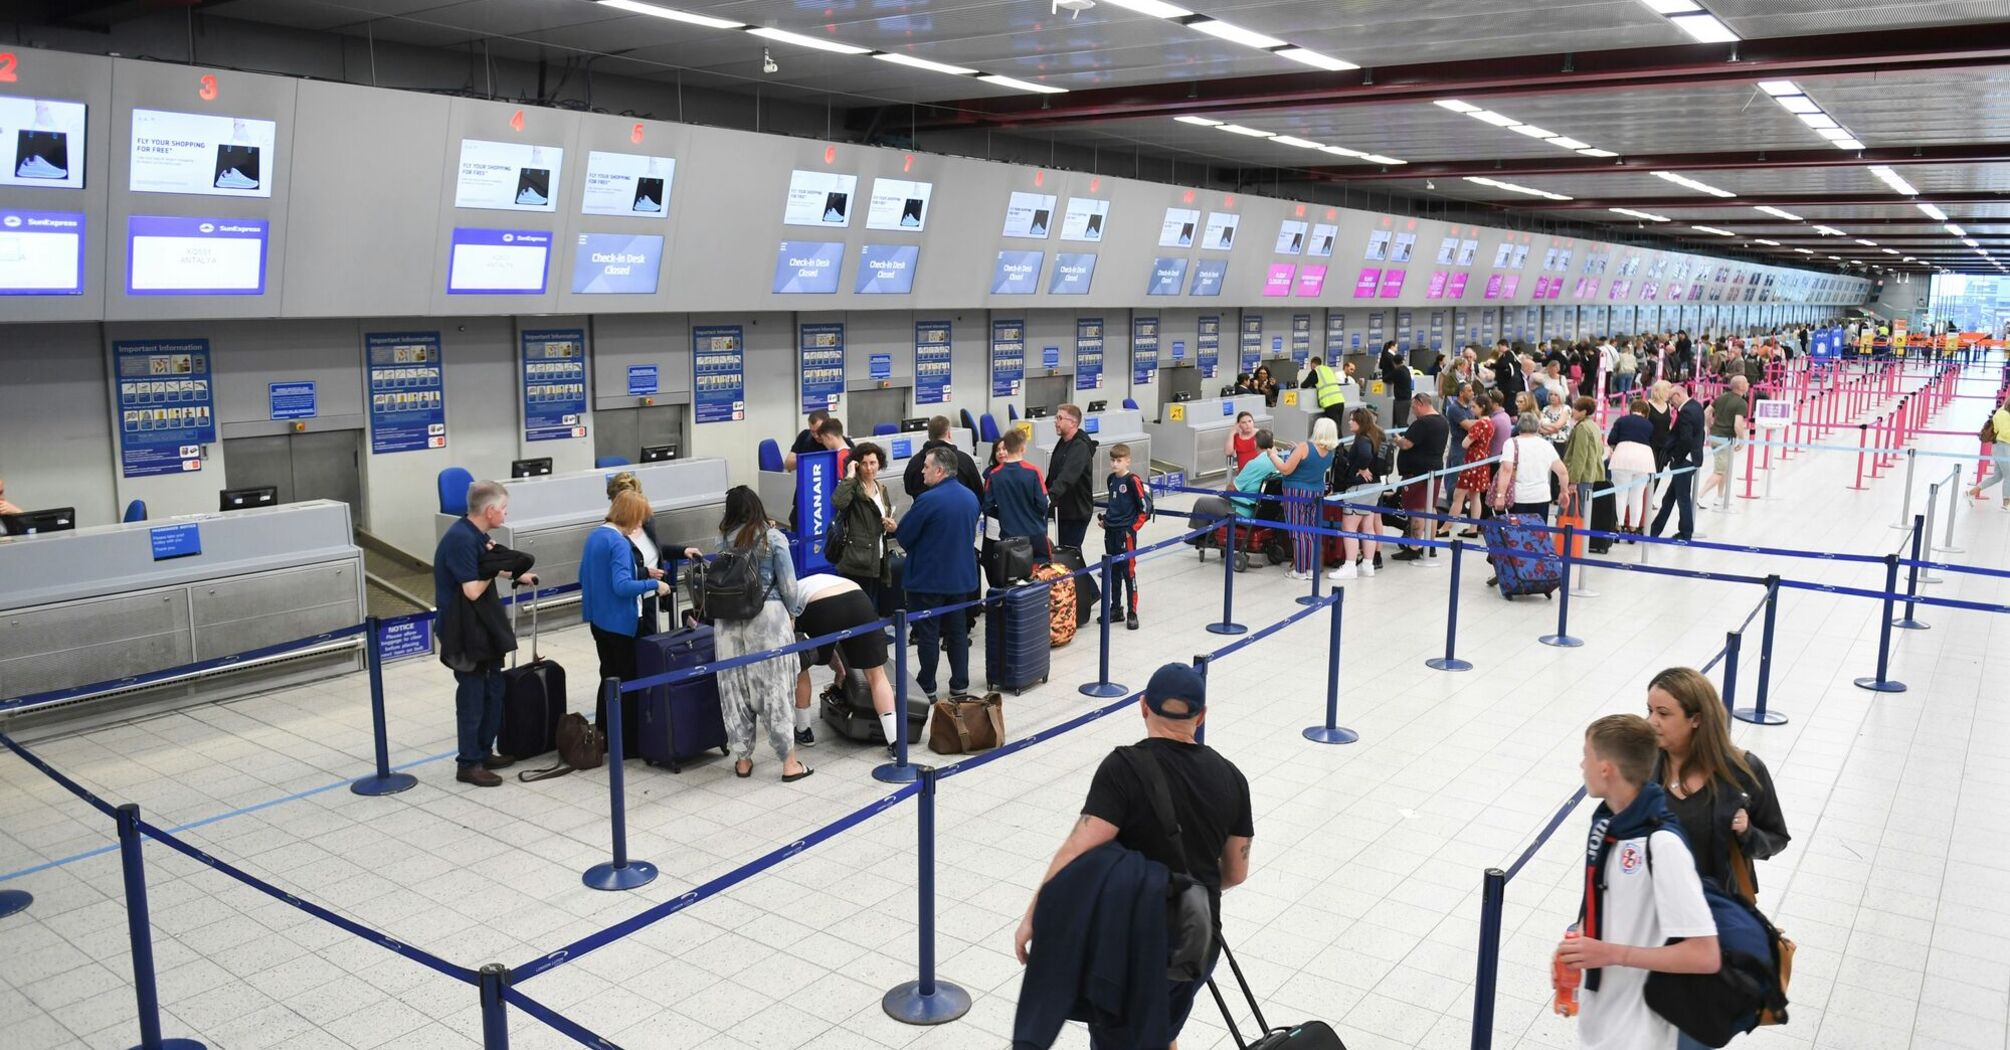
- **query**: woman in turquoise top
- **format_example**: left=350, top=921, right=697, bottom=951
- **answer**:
left=1271, top=416, right=1339, bottom=579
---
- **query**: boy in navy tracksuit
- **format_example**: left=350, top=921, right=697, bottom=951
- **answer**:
left=1099, top=443, right=1152, bottom=630
left=985, top=428, right=1051, bottom=562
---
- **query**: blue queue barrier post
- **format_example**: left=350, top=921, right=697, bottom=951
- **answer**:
left=1193, top=653, right=1211, bottom=747
left=882, top=765, right=972, bottom=1026
left=1207, top=520, right=1247, bottom=636
left=350, top=617, right=419, bottom=797
left=1854, top=555, right=1910, bottom=693
left=1426, top=540, right=1474, bottom=672
left=1303, top=590, right=1358, bottom=745
left=1469, top=867, right=1507, bottom=1050
left=1080, top=560, right=1128, bottom=699
left=0, top=888, right=30, bottom=917
left=117, top=804, right=206, bottom=1050
left=1892, top=514, right=1930, bottom=630
left=874, top=611, right=921, bottom=784
left=583, top=678, right=659, bottom=891
left=479, top=964, right=510, bottom=1049
left=1539, top=528, right=1584, bottom=648
left=1736, top=576, right=1789, bottom=726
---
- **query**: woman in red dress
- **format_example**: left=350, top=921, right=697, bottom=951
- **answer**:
left=1451, top=391, right=1496, bottom=535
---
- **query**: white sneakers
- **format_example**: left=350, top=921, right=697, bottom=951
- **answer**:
left=1284, top=570, right=1312, bottom=582
left=1359, top=559, right=1376, bottom=577
left=1327, top=560, right=1374, bottom=580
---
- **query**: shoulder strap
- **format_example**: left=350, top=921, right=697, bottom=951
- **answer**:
left=1116, top=745, right=1190, bottom=875
left=517, top=761, right=573, bottom=783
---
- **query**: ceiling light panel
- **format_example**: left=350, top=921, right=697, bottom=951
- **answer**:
left=874, top=52, right=977, bottom=75
left=1548, top=137, right=1590, bottom=150
left=1434, top=100, right=1481, bottom=113
left=1754, top=206, right=1802, bottom=220
left=1916, top=202, right=1948, bottom=220
left=1275, top=48, right=1358, bottom=71
left=1640, top=0, right=1701, bottom=12
left=1753, top=239, right=1781, bottom=246
left=1187, top=19, right=1287, bottom=49
left=1217, top=124, right=1275, bottom=137
left=1773, top=94, right=1821, bottom=115
left=597, top=0, right=745, bottom=29
left=1099, top=0, right=1193, bottom=16
left=1173, top=115, right=1224, bottom=126
left=1468, top=110, right=1521, bottom=127
left=1269, top=135, right=1323, bottom=148
left=1610, top=208, right=1671, bottom=222
left=1832, top=138, right=1865, bottom=150
left=1691, top=225, right=1737, bottom=236
left=1757, top=81, right=1799, bottom=96
left=1668, top=13, right=1739, bottom=42
left=1509, top=124, right=1557, bottom=138
left=748, top=26, right=871, bottom=54
left=979, top=75, right=1068, bottom=93
left=1577, top=148, right=1619, bottom=158
left=1797, top=112, right=1839, bottom=129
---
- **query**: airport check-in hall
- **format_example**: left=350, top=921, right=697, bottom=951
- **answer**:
left=0, top=2, right=2004, bottom=1049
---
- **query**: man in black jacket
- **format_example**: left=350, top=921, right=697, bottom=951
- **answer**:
left=1651, top=386, right=1704, bottom=542
left=434, top=479, right=538, bottom=787
left=903, top=415, right=982, bottom=502
left=1046, top=404, right=1097, bottom=551
left=1379, top=340, right=1414, bottom=427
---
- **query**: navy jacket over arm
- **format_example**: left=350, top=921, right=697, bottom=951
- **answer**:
left=1011, top=843, right=1171, bottom=1050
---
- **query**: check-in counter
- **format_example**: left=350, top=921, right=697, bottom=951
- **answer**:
left=0, top=500, right=366, bottom=724
left=1144, top=395, right=1272, bottom=481
left=440, top=458, right=731, bottom=600
left=1024, top=410, right=1150, bottom=487
left=880, top=428, right=970, bottom=518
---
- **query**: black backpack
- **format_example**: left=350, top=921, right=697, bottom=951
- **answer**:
left=1115, top=746, right=1217, bottom=982
left=691, top=548, right=773, bottom=622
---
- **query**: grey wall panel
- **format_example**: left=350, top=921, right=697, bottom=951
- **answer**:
left=0, top=51, right=112, bottom=322
left=0, top=324, right=117, bottom=526
left=208, top=319, right=366, bottom=429
left=590, top=312, right=688, bottom=411
left=423, top=98, right=576, bottom=317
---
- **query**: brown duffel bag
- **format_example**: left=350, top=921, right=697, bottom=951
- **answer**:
left=927, top=692, right=1005, bottom=755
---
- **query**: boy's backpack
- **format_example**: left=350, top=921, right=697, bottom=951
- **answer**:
left=1642, top=838, right=1790, bottom=1048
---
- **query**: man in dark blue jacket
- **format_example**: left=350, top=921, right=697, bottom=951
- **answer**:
left=986, top=428, right=1051, bottom=561
left=1651, top=385, right=1705, bottom=542
left=897, top=447, right=981, bottom=700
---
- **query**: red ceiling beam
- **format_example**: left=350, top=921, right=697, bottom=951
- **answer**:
left=1479, top=192, right=2010, bottom=211
left=1623, top=217, right=2010, bottom=228
left=1309, top=143, right=2010, bottom=181
left=884, top=25, right=2010, bottom=131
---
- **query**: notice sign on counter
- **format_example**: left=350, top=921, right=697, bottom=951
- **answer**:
left=991, top=320, right=1026, bottom=397
left=365, top=331, right=446, bottom=454
left=693, top=325, right=745, bottom=424
left=1133, top=315, right=1160, bottom=386
left=115, top=339, right=215, bottom=478
left=149, top=523, right=202, bottom=560
left=378, top=615, right=434, bottom=662
left=1076, top=318, right=1104, bottom=391
left=627, top=365, right=659, bottom=396
left=799, top=322, right=846, bottom=413
left=915, top=321, right=952, bottom=405
left=521, top=328, right=588, bottom=442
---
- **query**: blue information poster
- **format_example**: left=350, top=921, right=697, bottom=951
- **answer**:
left=693, top=325, right=745, bottom=424
left=1133, top=316, right=1160, bottom=386
left=1326, top=312, right=1345, bottom=357
left=1430, top=310, right=1445, bottom=350
left=364, top=331, right=445, bottom=454
left=1197, top=316, right=1221, bottom=379
left=869, top=353, right=892, bottom=381
left=1239, top=315, right=1262, bottom=375
left=627, top=365, right=659, bottom=396
left=1396, top=311, right=1413, bottom=349
left=1076, top=318, right=1104, bottom=391
left=1292, top=315, right=1312, bottom=369
left=1368, top=312, right=1386, bottom=344
left=992, top=320, right=1026, bottom=397
left=915, top=321, right=952, bottom=405
left=520, top=328, right=588, bottom=442
left=799, top=322, right=846, bottom=414
left=268, top=381, right=316, bottom=420
left=114, top=340, right=216, bottom=479
left=1172, top=339, right=1186, bottom=363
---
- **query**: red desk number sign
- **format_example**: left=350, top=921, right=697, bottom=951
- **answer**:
left=0, top=53, right=18, bottom=83
left=198, top=74, right=218, bottom=100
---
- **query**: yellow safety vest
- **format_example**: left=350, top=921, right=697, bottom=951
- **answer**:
left=1313, top=364, right=1347, bottom=409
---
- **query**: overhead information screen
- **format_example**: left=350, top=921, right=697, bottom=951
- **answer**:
left=0, top=209, right=86, bottom=294
left=446, top=228, right=551, bottom=294
left=127, top=215, right=269, bottom=295
left=570, top=232, right=663, bottom=294
left=1365, top=229, right=1392, bottom=261
left=1275, top=220, right=1307, bottom=255
left=1159, top=207, right=1198, bottom=248
left=1201, top=212, right=1238, bottom=251
left=1147, top=257, right=1188, bottom=296
left=773, top=240, right=844, bottom=293
left=1002, top=191, right=1055, bottom=238
left=130, top=109, right=277, bottom=198
left=454, top=139, right=563, bottom=212
left=855, top=244, right=919, bottom=294
left=1390, top=232, right=1416, bottom=262
left=1049, top=252, right=1096, bottom=295
left=3, top=98, right=87, bottom=189
left=580, top=151, right=673, bottom=217
left=866, top=178, right=932, bottom=231
left=1061, top=197, right=1108, bottom=241
left=784, top=170, right=858, bottom=228
left=1308, top=224, right=1337, bottom=258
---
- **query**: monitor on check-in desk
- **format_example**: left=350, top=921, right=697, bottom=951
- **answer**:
left=219, top=486, right=277, bottom=512
left=511, top=457, right=554, bottom=478
left=899, top=417, right=929, bottom=432
left=639, top=445, right=678, bottom=463
left=1, top=507, right=76, bottom=535
left=1086, top=400, right=1108, bottom=413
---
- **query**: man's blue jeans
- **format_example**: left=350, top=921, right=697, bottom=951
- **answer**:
left=455, top=666, right=506, bottom=767
left=905, top=591, right=969, bottom=697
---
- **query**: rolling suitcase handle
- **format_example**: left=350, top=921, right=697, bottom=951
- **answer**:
left=509, top=582, right=543, bottom=668
left=1205, top=939, right=1272, bottom=1050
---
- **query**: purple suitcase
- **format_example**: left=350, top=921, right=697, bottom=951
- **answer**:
left=1479, top=512, right=1564, bottom=600
left=634, top=625, right=730, bottom=772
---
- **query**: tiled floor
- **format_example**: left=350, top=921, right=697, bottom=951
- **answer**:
left=4, top=366, right=2008, bottom=1050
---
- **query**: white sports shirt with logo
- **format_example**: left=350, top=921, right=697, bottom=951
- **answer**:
left=1579, top=827, right=1718, bottom=1050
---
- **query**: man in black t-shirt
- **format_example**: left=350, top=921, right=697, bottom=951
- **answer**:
left=1391, top=393, right=1450, bottom=560
left=1014, top=663, right=1254, bottom=1046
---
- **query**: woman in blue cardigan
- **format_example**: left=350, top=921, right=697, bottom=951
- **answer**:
left=581, top=490, right=670, bottom=685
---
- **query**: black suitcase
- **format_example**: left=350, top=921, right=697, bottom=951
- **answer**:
left=877, top=552, right=907, bottom=619
left=496, top=591, right=565, bottom=760
left=1208, top=940, right=1348, bottom=1049
left=818, top=667, right=930, bottom=744
left=1589, top=487, right=1618, bottom=554
left=633, top=626, right=731, bottom=772
left=1050, top=545, right=1101, bottom=625
left=984, top=585, right=1051, bottom=694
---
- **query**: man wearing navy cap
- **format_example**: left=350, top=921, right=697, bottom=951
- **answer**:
left=1014, top=662, right=1254, bottom=1048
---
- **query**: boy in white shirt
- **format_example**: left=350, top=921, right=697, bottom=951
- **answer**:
left=1560, top=714, right=1721, bottom=1050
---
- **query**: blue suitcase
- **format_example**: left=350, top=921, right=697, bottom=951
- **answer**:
left=1479, top=512, right=1564, bottom=600
left=634, top=626, right=731, bottom=772
left=984, top=585, right=1051, bottom=695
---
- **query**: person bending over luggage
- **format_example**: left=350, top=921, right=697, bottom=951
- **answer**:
left=1646, top=668, right=1790, bottom=901
left=1558, top=715, right=1720, bottom=1050
left=986, top=429, right=1052, bottom=562
left=789, top=573, right=899, bottom=754
left=1013, top=663, right=1252, bottom=1050
left=581, top=490, right=673, bottom=687
left=681, top=487, right=811, bottom=783
left=435, top=480, right=538, bottom=787
left=898, top=448, right=982, bottom=702
left=1099, top=443, right=1151, bottom=631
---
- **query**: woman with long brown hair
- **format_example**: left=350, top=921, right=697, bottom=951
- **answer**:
left=1644, top=667, right=1790, bottom=900
left=1327, top=406, right=1385, bottom=580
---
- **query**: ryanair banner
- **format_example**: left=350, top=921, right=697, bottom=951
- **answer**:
left=794, top=448, right=837, bottom=574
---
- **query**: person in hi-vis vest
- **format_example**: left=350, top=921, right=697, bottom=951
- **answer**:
left=1301, top=356, right=1350, bottom=432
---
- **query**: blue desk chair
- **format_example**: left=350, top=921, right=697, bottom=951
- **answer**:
left=872, top=422, right=897, bottom=435
left=595, top=455, right=630, bottom=469
left=979, top=414, right=1001, bottom=444
left=1008, top=404, right=1019, bottom=421
left=437, top=466, right=474, bottom=515
left=758, top=439, right=785, bottom=473
left=122, top=499, right=148, bottom=523
left=1122, top=398, right=1139, bottom=410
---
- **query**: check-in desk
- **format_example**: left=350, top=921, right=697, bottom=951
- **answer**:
left=440, top=459, right=731, bottom=603
left=0, top=501, right=365, bottom=727
left=1145, top=395, right=1271, bottom=482
left=1024, top=411, right=1150, bottom=487
left=880, top=428, right=971, bottom=518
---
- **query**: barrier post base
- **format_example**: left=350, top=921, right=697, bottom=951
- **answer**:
left=1538, top=633, right=1584, bottom=649
left=1424, top=656, right=1473, bottom=672
left=1853, top=676, right=1908, bottom=693
left=1079, top=681, right=1129, bottom=698
left=582, top=860, right=658, bottom=892
left=127, top=1040, right=204, bottom=1050
left=348, top=772, right=418, bottom=797
left=870, top=762, right=920, bottom=784
left=0, top=889, right=30, bottom=917
left=1733, top=707, right=1789, bottom=727
left=1890, top=616, right=1930, bottom=631
left=1301, top=725, right=1360, bottom=745
left=1205, top=622, right=1248, bottom=636
left=882, top=980, right=972, bottom=1026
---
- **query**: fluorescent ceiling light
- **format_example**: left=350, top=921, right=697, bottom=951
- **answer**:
left=1754, top=206, right=1802, bottom=220
left=1099, top=0, right=1192, bottom=17
left=1883, top=248, right=1900, bottom=254
left=874, top=52, right=977, bottom=76
left=1916, top=202, right=1948, bottom=220
left=1945, top=224, right=1967, bottom=237
left=749, top=27, right=871, bottom=54
left=1829, top=255, right=1842, bottom=260
left=1816, top=127, right=1855, bottom=141
left=1795, top=248, right=1814, bottom=254
left=1668, top=13, right=1739, bottom=42
left=1964, top=238, right=1980, bottom=247
left=1691, top=225, right=1737, bottom=236
left=979, top=74, right=1067, bottom=93
left=1757, top=80, right=1799, bottom=96
left=1856, top=238, right=1878, bottom=246
left=1547, top=137, right=1590, bottom=150
left=1276, top=47, right=1358, bottom=71
left=1797, top=112, right=1839, bottom=129
left=1610, top=207, right=1671, bottom=222
left=1509, top=124, right=1557, bottom=139
left=1639, top=0, right=1701, bottom=11
left=596, top=0, right=746, bottom=29
left=1832, top=138, right=1865, bottom=150
left=1773, top=94, right=1821, bottom=115
left=1360, top=154, right=1406, bottom=165
left=1269, top=135, right=1323, bottom=148
left=1469, top=110, right=1521, bottom=127
left=1217, top=124, right=1275, bottom=138
left=1434, top=100, right=1481, bottom=113
left=1173, top=115, right=1224, bottom=126
left=1318, top=145, right=1365, bottom=157
left=1753, top=239, right=1781, bottom=246
left=1813, top=225, right=1845, bottom=236
left=1652, top=170, right=1735, bottom=197
left=1188, top=19, right=1287, bottom=49
left=1577, top=148, right=1619, bottom=158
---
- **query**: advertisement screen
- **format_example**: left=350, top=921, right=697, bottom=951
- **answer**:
left=127, top=215, right=269, bottom=295
left=773, top=241, right=844, bottom=293
left=1061, top=197, right=1108, bottom=241
left=0, top=209, right=86, bottom=295
left=784, top=170, right=859, bottom=228
left=1391, top=232, right=1417, bottom=262
left=866, top=178, right=933, bottom=231
left=1002, top=191, right=1056, bottom=238
left=856, top=244, right=919, bottom=294
left=1, top=97, right=87, bottom=190
left=580, top=151, right=673, bottom=217
left=1159, top=207, right=1199, bottom=248
left=453, top=138, right=563, bottom=212
left=1309, top=224, right=1337, bottom=258
left=446, top=227, right=551, bottom=294
left=1201, top=212, right=1238, bottom=251
left=130, top=109, right=277, bottom=198
left=1365, top=229, right=1392, bottom=261
left=570, top=233, right=663, bottom=294
left=1274, top=220, right=1307, bottom=255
